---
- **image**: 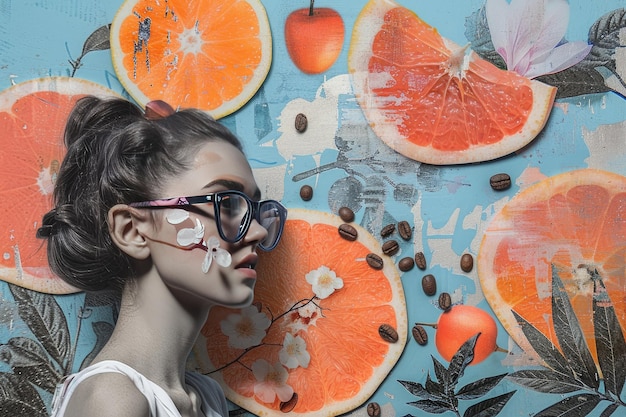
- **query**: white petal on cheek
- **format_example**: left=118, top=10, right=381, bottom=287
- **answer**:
left=202, top=252, right=212, bottom=273
left=166, top=209, right=190, bottom=224
left=177, top=228, right=201, bottom=246
left=214, top=249, right=232, bottom=268
left=193, top=218, right=205, bottom=239
left=200, top=238, right=233, bottom=273
left=175, top=218, right=205, bottom=247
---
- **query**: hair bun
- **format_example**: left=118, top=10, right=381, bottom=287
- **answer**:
left=36, top=208, right=59, bottom=238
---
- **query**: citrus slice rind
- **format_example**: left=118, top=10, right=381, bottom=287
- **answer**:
left=348, top=0, right=557, bottom=165
left=477, top=169, right=626, bottom=369
left=0, top=77, right=119, bottom=294
left=190, top=209, right=407, bottom=416
left=110, top=0, right=272, bottom=119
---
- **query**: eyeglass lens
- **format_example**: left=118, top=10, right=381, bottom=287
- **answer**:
left=218, top=194, right=283, bottom=249
left=257, top=200, right=283, bottom=249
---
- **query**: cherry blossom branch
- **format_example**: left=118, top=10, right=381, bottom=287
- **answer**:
left=206, top=296, right=322, bottom=375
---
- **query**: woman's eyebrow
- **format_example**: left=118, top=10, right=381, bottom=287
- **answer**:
left=204, top=179, right=244, bottom=191
left=204, top=179, right=262, bottom=200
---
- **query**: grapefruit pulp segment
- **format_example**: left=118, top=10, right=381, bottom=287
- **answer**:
left=0, top=77, right=119, bottom=294
left=110, top=0, right=271, bottom=119
left=348, top=0, right=557, bottom=165
left=478, top=169, right=626, bottom=370
left=191, top=209, right=407, bottom=416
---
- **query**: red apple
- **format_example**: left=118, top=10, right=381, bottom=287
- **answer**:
left=284, top=4, right=345, bottom=74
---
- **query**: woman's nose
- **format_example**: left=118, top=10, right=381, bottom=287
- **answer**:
left=244, top=218, right=268, bottom=245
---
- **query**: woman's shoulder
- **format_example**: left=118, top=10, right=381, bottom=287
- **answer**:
left=59, top=371, right=150, bottom=417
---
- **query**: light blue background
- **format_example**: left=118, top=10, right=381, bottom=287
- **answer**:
left=1, top=1, right=625, bottom=416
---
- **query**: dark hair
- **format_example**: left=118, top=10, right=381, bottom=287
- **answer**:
left=37, top=96, right=243, bottom=293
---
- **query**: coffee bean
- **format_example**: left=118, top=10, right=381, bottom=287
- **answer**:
left=338, top=206, right=355, bottom=223
left=299, top=185, right=313, bottom=201
left=380, top=223, right=395, bottom=238
left=460, top=253, right=474, bottom=272
left=421, top=274, right=437, bottom=296
left=366, top=253, right=384, bottom=270
left=438, top=292, right=452, bottom=311
left=294, top=113, right=308, bottom=133
left=367, top=402, right=381, bottom=417
left=378, top=323, right=399, bottom=343
left=398, top=256, right=414, bottom=272
left=280, top=392, right=298, bottom=413
left=414, top=251, right=427, bottom=270
left=412, top=324, right=428, bottom=345
left=490, top=173, right=512, bottom=191
left=382, top=240, right=400, bottom=256
left=338, top=223, right=358, bottom=241
left=398, top=220, right=412, bottom=241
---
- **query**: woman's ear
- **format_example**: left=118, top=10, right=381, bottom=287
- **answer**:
left=108, top=204, right=151, bottom=260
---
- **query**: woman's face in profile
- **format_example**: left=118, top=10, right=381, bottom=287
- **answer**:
left=144, top=140, right=268, bottom=308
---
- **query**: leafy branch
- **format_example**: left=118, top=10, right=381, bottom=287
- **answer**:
left=399, top=334, right=515, bottom=417
left=67, top=25, right=111, bottom=77
left=507, top=266, right=626, bottom=416
left=0, top=284, right=112, bottom=416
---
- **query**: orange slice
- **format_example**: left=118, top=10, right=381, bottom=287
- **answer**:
left=191, top=209, right=407, bottom=416
left=348, top=0, right=557, bottom=165
left=110, top=0, right=272, bottom=119
left=0, top=77, right=119, bottom=294
left=478, top=169, right=626, bottom=366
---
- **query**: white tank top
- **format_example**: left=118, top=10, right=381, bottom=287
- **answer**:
left=50, top=360, right=228, bottom=417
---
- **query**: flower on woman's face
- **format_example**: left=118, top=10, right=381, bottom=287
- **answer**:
left=166, top=209, right=205, bottom=247
left=486, top=0, right=591, bottom=79
left=202, top=236, right=232, bottom=272
left=305, top=265, right=344, bottom=299
left=220, top=305, right=271, bottom=349
left=279, top=333, right=311, bottom=369
left=252, top=359, right=294, bottom=403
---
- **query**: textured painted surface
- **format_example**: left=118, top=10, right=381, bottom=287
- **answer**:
left=1, top=1, right=625, bottom=416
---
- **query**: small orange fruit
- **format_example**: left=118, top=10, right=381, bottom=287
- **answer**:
left=190, top=209, right=407, bottom=416
left=348, top=0, right=556, bottom=165
left=284, top=5, right=345, bottom=74
left=434, top=305, right=498, bottom=365
left=0, top=77, right=118, bottom=294
left=110, top=0, right=272, bottom=119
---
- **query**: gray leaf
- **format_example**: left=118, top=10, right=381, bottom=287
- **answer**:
left=591, top=269, right=626, bottom=398
left=81, top=24, right=111, bottom=56
left=9, top=284, right=70, bottom=366
left=0, top=372, right=47, bottom=416
left=534, top=393, right=601, bottom=417
left=551, top=266, right=599, bottom=388
left=0, top=338, right=61, bottom=392
left=462, top=391, right=515, bottom=417
left=507, top=369, right=585, bottom=393
left=588, top=8, right=626, bottom=45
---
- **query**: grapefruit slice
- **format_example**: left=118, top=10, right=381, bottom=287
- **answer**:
left=348, top=0, right=557, bottom=165
left=191, top=209, right=407, bottom=416
left=478, top=169, right=626, bottom=367
left=0, top=77, right=119, bottom=294
left=110, top=0, right=272, bottom=119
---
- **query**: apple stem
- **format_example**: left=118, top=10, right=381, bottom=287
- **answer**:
left=309, top=0, right=315, bottom=16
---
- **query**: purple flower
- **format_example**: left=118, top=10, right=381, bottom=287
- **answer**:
left=486, top=0, right=591, bottom=79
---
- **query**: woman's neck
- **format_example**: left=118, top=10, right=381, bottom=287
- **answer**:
left=92, top=269, right=211, bottom=390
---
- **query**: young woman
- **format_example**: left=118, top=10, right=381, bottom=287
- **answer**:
left=39, top=96, right=287, bottom=417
